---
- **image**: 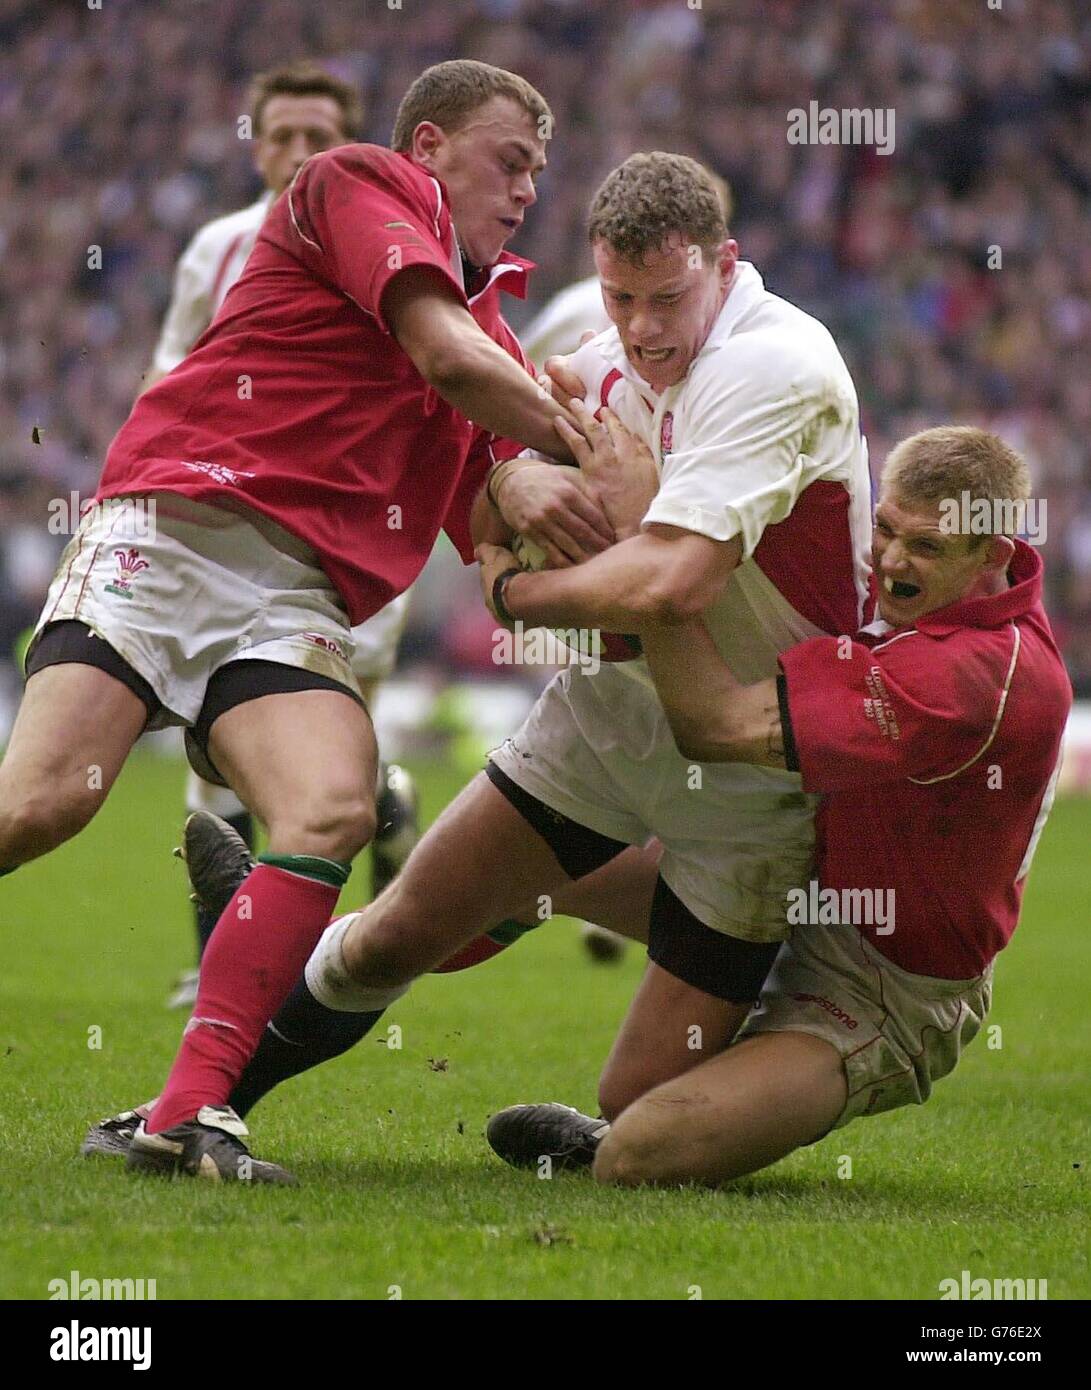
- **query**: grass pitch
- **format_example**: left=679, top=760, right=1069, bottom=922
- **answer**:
left=1, top=749, right=1088, bottom=1300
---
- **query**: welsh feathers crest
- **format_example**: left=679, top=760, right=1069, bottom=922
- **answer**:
left=104, top=547, right=151, bottom=598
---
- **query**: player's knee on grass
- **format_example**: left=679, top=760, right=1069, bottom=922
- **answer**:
left=592, top=1117, right=670, bottom=1187
left=597, top=1032, right=851, bottom=1188
left=265, top=786, right=376, bottom=863
left=593, top=1098, right=770, bottom=1190
left=597, top=1066, right=647, bottom=1125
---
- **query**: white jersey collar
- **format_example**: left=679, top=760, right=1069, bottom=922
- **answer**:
left=605, top=259, right=766, bottom=405
left=700, top=260, right=765, bottom=353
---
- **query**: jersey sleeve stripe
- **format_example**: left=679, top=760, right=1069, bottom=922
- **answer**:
left=598, top=367, right=623, bottom=416
left=907, top=623, right=1021, bottom=785
left=287, top=183, right=322, bottom=253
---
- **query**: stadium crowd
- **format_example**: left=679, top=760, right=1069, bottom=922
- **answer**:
left=1, top=0, right=1088, bottom=711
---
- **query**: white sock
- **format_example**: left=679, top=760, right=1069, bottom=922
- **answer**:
left=304, top=913, right=411, bottom=1012
left=185, top=770, right=246, bottom=820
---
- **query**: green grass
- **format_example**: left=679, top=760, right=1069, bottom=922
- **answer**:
left=1, top=751, right=1088, bottom=1300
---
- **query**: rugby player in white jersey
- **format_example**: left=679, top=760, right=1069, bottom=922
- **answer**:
left=86, top=151, right=874, bottom=1158
left=144, top=65, right=420, bottom=1009
left=468, top=151, right=872, bottom=1114
left=516, top=172, right=732, bottom=967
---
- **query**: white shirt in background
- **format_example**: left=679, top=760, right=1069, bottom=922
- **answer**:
left=151, top=193, right=273, bottom=376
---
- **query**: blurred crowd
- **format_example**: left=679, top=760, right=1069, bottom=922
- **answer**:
left=1, top=0, right=1089, bottom=700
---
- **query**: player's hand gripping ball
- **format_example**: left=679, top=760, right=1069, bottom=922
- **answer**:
left=509, top=505, right=642, bottom=664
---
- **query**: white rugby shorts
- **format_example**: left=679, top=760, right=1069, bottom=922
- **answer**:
left=31, top=493, right=361, bottom=728
left=488, top=664, right=817, bottom=943
left=350, top=591, right=411, bottom=684
left=737, top=920, right=993, bottom=1129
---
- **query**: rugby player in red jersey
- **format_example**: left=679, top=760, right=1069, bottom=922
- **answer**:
left=486, top=425, right=1073, bottom=1185
left=0, top=60, right=612, bottom=1183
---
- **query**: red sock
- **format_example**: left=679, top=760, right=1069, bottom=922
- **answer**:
left=431, top=934, right=508, bottom=974
left=431, top=918, right=540, bottom=974
left=147, top=865, right=341, bottom=1133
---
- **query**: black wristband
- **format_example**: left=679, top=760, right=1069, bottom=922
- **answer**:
left=492, top=566, right=523, bottom=626
left=776, top=672, right=801, bottom=773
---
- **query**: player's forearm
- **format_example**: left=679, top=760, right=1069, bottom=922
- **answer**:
left=386, top=271, right=576, bottom=461
left=641, top=620, right=786, bottom=768
left=432, top=335, right=574, bottom=461
left=501, top=532, right=707, bottom=631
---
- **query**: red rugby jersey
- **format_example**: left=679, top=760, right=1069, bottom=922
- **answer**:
left=97, top=145, right=532, bottom=624
left=780, top=542, right=1072, bottom=977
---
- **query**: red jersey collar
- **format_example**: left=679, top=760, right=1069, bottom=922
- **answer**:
left=912, top=539, right=1043, bottom=636
left=473, top=253, right=533, bottom=303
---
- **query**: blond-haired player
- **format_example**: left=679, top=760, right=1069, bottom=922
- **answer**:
left=488, top=427, right=1071, bottom=1185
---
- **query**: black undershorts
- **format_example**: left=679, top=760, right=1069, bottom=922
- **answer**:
left=25, top=619, right=364, bottom=786
left=484, top=759, right=779, bottom=1003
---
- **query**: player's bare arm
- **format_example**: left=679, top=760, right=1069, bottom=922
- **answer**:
left=469, top=462, right=610, bottom=561
left=387, top=269, right=615, bottom=564
left=478, top=526, right=742, bottom=632
left=467, top=368, right=623, bottom=568
left=478, top=394, right=657, bottom=570
left=641, top=620, right=787, bottom=769
left=384, top=268, right=577, bottom=460
left=476, top=400, right=725, bottom=620
left=469, top=479, right=515, bottom=548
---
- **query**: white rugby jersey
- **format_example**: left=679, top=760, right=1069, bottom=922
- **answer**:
left=519, top=274, right=612, bottom=365
left=150, top=193, right=274, bottom=375
left=564, top=260, right=873, bottom=690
